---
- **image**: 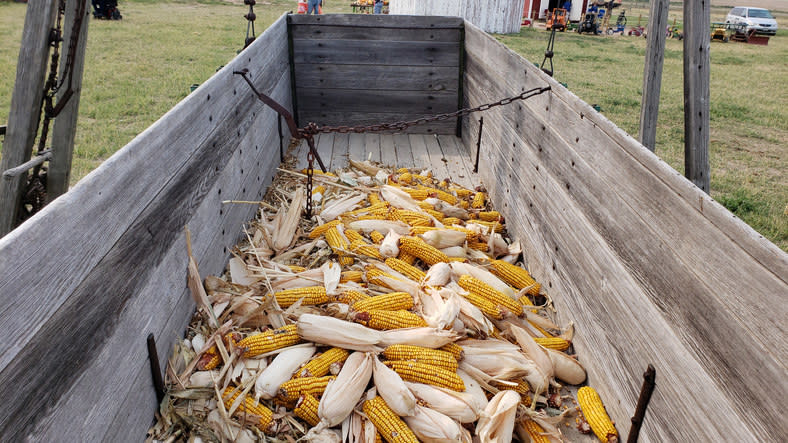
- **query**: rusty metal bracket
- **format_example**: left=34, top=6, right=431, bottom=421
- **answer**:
left=627, top=364, right=656, bottom=443
left=474, top=116, right=483, bottom=173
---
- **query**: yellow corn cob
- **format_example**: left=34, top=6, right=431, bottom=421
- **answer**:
left=444, top=227, right=476, bottom=241
left=368, top=193, right=383, bottom=205
left=478, top=211, right=501, bottom=222
left=442, top=217, right=463, bottom=226
left=363, top=396, right=419, bottom=443
left=383, top=344, right=459, bottom=371
left=384, top=360, right=465, bottom=391
left=294, top=393, right=321, bottom=427
left=350, top=239, right=384, bottom=260
left=237, top=324, right=301, bottom=358
left=302, top=169, right=336, bottom=177
left=417, top=201, right=434, bottom=211
left=398, top=172, right=413, bottom=184
left=518, top=294, right=536, bottom=308
left=458, top=275, right=523, bottom=316
left=288, top=265, right=307, bottom=273
left=337, top=289, right=371, bottom=305
left=308, top=220, right=341, bottom=239
left=222, top=387, right=274, bottom=432
left=424, top=208, right=445, bottom=221
left=522, top=419, right=550, bottom=443
left=493, top=379, right=531, bottom=396
left=413, top=173, right=431, bottom=182
left=370, top=230, right=385, bottom=244
left=312, top=185, right=326, bottom=195
left=278, top=375, right=335, bottom=401
left=490, top=260, right=541, bottom=296
left=344, top=229, right=366, bottom=243
left=390, top=209, right=432, bottom=227
left=396, top=167, right=410, bottom=174
left=458, top=287, right=504, bottom=320
left=343, top=202, right=389, bottom=217
left=296, top=347, right=350, bottom=378
left=472, top=220, right=504, bottom=233
left=459, top=200, right=470, bottom=209
left=468, top=212, right=478, bottom=220
left=274, top=286, right=328, bottom=308
left=385, top=257, right=426, bottom=282
left=374, top=432, right=383, bottom=443
left=471, top=192, right=485, bottom=208
left=399, top=236, right=449, bottom=266
left=418, top=186, right=457, bottom=205
left=324, top=226, right=349, bottom=252
left=534, top=337, right=571, bottom=351
left=578, top=386, right=619, bottom=443
left=439, top=342, right=464, bottom=361
left=357, top=309, right=428, bottom=330
left=357, top=214, right=390, bottom=221
left=438, top=179, right=449, bottom=188
left=409, top=226, right=438, bottom=235
left=401, top=188, right=429, bottom=200
left=451, top=187, right=474, bottom=198
left=352, top=291, right=414, bottom=312
left=366, top=267, right=405, bottom=289
left=489, top=326, right=505, bottom=340
left=340, top=270, right=364, bottom=283
left=198, top=352, right=221, bottom=371
left=467, top=241, right=489, bottom=252
left=339, top=255, right=355, bottom=266
left=397, top=251, right=417, bottom=265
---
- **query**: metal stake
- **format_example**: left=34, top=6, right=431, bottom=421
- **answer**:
left=278, top=114, right=284, bottom=163
left=147, top=333, right=165, bottom=404
left=474, top=117, right=483, bottom=173
left=627, top=364, right=656, bottom=443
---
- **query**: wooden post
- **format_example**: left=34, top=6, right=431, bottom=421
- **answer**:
left=638, top=0, right=668, bottom=152
left=0, top=0, right=60, bottom=237
left=47, top=0, right=91, bottom=201
left=683, top=0, right=710, bottom=193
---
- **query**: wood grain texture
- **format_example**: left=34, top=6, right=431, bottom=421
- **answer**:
left=294, top=110, right=455, bottom=134
left=297, top=89, right=457, bottom=114
left=289, top=14, right=464, bottom=29
left=0, top=15, right=292, bottom=440
left=292, top=39, right=460, bottom=67
left=683, top=0, right=711, bottom=192
left=294, top=64, right=459, bottom=92
left=638, top=0, right=668, bottom=151
left=291, top=24, right=461, bottom=42
left=463, top=21, right=787, bottom=442
left=0, top=0, right=59, bottom=236
left=389, top=0, right=526, bottom=34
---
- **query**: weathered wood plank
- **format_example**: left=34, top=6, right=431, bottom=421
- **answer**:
left=409, top=134, right=432, bottom=173
left=288, top=14, right=464, bottom=29
left=363, top=133, right=382, bottom=163
left=422, top=134, right=452, bottom=181
left=348, top=133, right=367, bottom=163
left=683, top=0, right=711, bottom=192
left=294, top=111, right=456, bottom=135
left=332, top=133, right=350, bottom=170
left=291, top=24, right=461, bottom=42
left=0, top=0, right=59, bottom=236
left=297, top=89, right=457, bottom=114
left=463, top=22, right=787, bottom=441
left=436, top=134, right=478, bottom=189
left=292, top=39, right=460, bottom=67
left=380, top=134, right=398, bottom=167
left=316, top=133, right=335, bottom=171
left=393, top=134, right=414, bottom=168
left=638, top=0, right=668, bottom=151
left=48, top=0, right=91, bottom=200
left=294, top=64, right=459, bottom=93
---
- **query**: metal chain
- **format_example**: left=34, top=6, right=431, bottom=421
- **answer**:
left=243, top=0, right=257, bottom=49
left=300, top=86, right=551, bottom=137
left=305, top=149, right=314, bottom=217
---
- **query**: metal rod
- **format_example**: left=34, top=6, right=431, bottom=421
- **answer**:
left=278, top=114, right=284, bottom=163
left=2, top=150, right=52, bottom=179
left=147, top=333, right=166, bottom=404
left=474, top=117, right=483, bottom=173
left=627, top=364, right=656, bottom=443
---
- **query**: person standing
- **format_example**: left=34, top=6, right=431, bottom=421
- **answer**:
left=373, top=0, right=383, bottom=14
left=307, top=0, right=320, bottom=14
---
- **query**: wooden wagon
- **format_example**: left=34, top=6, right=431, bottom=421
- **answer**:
left=0, top=14, right=785, bottom=441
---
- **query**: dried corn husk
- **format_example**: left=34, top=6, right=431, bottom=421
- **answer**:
left=318, top=352, right=374, bottom=427
left=378, top=327, right=461, bottom=349
left=449, top=262, right=516, bottom=299
left=229, top=257, right=256, bottom=286
left=476, top=390, right=520, bottom=443
left=404, top=382, right=479, bottom=423
left=381, top=185, right=421, bottom=212
left=321, top=193, right=366, bottom=221
left=297, top=314, right=384, bottom=352
left=424, top=263, right=451, bottom=287
left=379, top=230, right=401, bottom=258
left=348, top=220, right=410, bottom=235
left=404, top=404, right=470, bottom=443
left=272, top=187, right=305, bottom=252
left=255, top=344, right=315, bottom=399
left=372, top=356, right=416, bottom=416
left=547, top=348, right=586, bottom=385
left=420, top=229, right=467, bottom=249
left=439, top=245, right=467, bottom=259
left=206, top=408, right=257, bottom=443
left=349, top=159, right=381, bottom=177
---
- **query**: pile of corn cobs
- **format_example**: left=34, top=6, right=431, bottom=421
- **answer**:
left=147, top=159, right=619, bottom=443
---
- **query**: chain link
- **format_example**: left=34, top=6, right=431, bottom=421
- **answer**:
left=300, top=86, right=551, bottom=137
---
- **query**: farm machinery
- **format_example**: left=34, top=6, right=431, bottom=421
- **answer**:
left=546, top=8, right=569, bottom=31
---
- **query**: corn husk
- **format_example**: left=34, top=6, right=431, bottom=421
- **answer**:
left=321, top=261, right=342, bottom=295
left=439, top=245, right=467, bottom=259
left=318, top=352, right=374, bottom=427
left=381, top=185, right=421, bottom=212
left=372, top=356, right=416, bottom=416
left=206, top=409, right=257, bottom=443
left=349, top=159, right=381, bottom=177
left=404, top=381, right=479, bottom=423
left=321, top=193, right=366, bottom=221
left=348, top=219, right=410, bottom=235
left=297, top=314, right=383, bottom=352
left=460, top=339, right=545, bottom=388
left=403, top=404, right=470, bottom=443
left=510, top=324, right=555, bottom=384
left=378, top=327, right=461, bottom=349
left=547, top=348, right=586, bottom=385
left=255, top=344, right=315, bottom=399
left=420, top=229, right=467, bottom=249
left=476, top=390, right=520, bottom=443
left=272, top=187, right=305, bottom=252
left=424, top=262, right=452, bottom=287
left=425, top=198, right=469, bottom=219
left=229, top=257, right=256, bottom=286
left=379, top=230, right=402, bottom=258
left=456, top=369, right=490, bottom=414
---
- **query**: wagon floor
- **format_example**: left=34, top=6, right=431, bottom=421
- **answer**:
left=291, top=133, right=481, bottom=190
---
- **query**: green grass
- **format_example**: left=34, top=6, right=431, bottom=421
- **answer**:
left=1, top=0, right=785, bottom=250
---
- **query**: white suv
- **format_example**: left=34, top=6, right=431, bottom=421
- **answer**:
left=726, top=7, right=778, bottom=35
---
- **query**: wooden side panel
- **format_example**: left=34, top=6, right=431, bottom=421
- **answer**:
left=389, top=0, right=526, bottom=34
left=0, top=15, right=293, bottom=440
left=291, top=14, right=462, bottom=134
left=462, top=21, right=788, bottom=442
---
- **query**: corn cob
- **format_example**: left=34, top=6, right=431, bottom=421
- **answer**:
left=471, top=220, right=504, bottom=233
left=490, top=259, right=541, bottom=296
left=521, top=419, right=550, bottom=443
left=467, top=241, right=489, bottom=252
left=278, top=375, right=335, bottom=401
left=578, top=386, right=618, bottom=443
left=296, top=347, right=350, bottom=378
left=198, top=352, right=221, bottom=371
left=423, top=208, right=445, bottom=221
left=352, top=292, right=414, bottom=312
left=368, top=193, right=383, bottom=205
left=398, top=172, right=413, bottom=184
left=534, top=337, right=571, bottom=351
left=385, top=257, right=426, bottom=282
left=357, top=309, right=428, bottom=330
left=399, top=236, right=449, bottom=266
left=344, top=229, right=366, bottom=243
left=337, top=289, right=371, bottom=305
left=418, top=186, right=457, bottom=205
left=417, top=201, right=435, bottom=211
left=312, top=185, right=326, bottom=195
left=389, top=209, right=432, bottom=227
left=383, top=344, right=458, bottom=371
left=343, top=202, right=389, bottom=217
left=309, top=220, right=341, bottom=239
left=384, top=360, right=465, bottom=391
left=370, top=230, right=385, bottom=244
left=366, top=267, right=406, bottom=289
left=400, top=188, right=429, bottom=200
left=437, top=179, right=449, bottom=188
left=222, top=387, right=274, bottom=432
left=451, top=187, right=474, bottom=198
left=302, top=169, right=336, bottom=177
left=458, top=275, right=523, bottom=316
left=363, top=396, right=419, bottom=443
left=457, top=288, right=504, bottom=320
left=478, top=210, right=501, bottom=222
left=357, top=214, right=390, bottom=221
left=351, top=239, right=384, bottom=260
left=459, top=200, right=470, bottom=209
left=324, top=226, right=349, bottom=252
left=471, top=192, right=485, bottom=208
left=294, top=393, right=321, bottom=427
left=409, top=226, right=438, bottom=236
left=396, top=167, right=409, bottom=174
left=237, top=324, right=301, bottom=358
left=274, top=286, right=328, bottom=308
left=443, top=218, right=465, bottom=228
left=439, top=342, right=465, bottom=361
left=397, top=251, right=417, bottom=265
left=340, top=270, right=364, bottom=283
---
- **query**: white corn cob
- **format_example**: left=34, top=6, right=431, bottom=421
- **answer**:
left=547, top=348, right=586, bottom=385
left=476, top=390, right=521, bottom=443
left=424, top=262, right=452, bottom=287
left=255, top=345, right=316, bottom=400
left=318, top=352, right=374, bottom=427
left=420, top=229, right=467, bottom=249
left=372, top=357, right=417, bottom=416
left=404, top=381, right=479, bottom=423
left=297, top=314, right=383, bottom=353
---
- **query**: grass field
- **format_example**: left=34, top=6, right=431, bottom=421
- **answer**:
left=0, top=0, right=785, bottom=250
